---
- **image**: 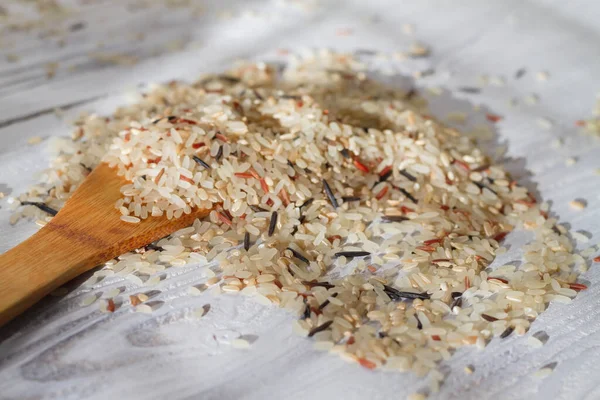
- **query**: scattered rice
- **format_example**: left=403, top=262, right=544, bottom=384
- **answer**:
left=446, top=112, right=468, bottom=124
left=193, top=304, right=210, bottom=318
left=536, top=71, right=550, bottom=81
left=99, top=298, right=116, bottom=313
left=572, top=231, right=590, bottom=243
left=524, top=94, right=539, bottom=105
left=6, top=54, right=20, bottom=63
left=477, top=74, right=489, bottom=86
left=565, top=157, right=577, bottom=166
left=120, top=215, right=141, bottom=224
left=426, top=86, right=443, bottom=96
left=231, top=338, right=252, bottom=349
left=490, top=76, right=506, bottom=87
left=570, top=199, right=586, bottom=210
left=105, top=287, right=122, bottom=298
left=409, top=42, right=430, bottom=57
left=534, top=367, right=553, bottom=378
left=527, top=335, right=544, bottom=348
left=576, top=93, right=600, bottom=137
left=581, top=248, right=595, bottom=258
left=45, top=62, right=58, bottom=79
left=534, top=362, right=557, bottom=378
left=11, top=50, right=586, bottom=376
left=532, top=330, right=549, bottom=345
left=135, top=304, right=153, bottom=313
left=188, top=285, right=205, bottom=296
left=81, top=293, right=98, bottom=306
left=27, top=136, right=43, bottom=145
left=206, top=277, right=220, bottom=286
left=402, top=24, right=414, bottom=35
left=551, top=138, right=563, bottom=149
left=536, top=117, right=553, bottom=129
left=137, top=293, right=150, bottom=302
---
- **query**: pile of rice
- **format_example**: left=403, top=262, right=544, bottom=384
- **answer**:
left=9, top=50, right=585, bottom=381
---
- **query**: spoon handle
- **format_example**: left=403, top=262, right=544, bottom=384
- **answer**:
left=0, top=225, right=99, bottom=326
left=0, top=164, right=209, bottom=327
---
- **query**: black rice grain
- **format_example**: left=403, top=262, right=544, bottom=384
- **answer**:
left=334, top=251, right=370, bottom=258
left=192, top=155, right=211, bottom=170
left=308, top=320, right=334, bottom=337
left=323, top=179, right=339, bottom=208
left=21, top=201, right=58, bottom=216
left=500, top=326, right=514, bottom=339
left=287, top=247, right=309, bottom=264
left=383, top=285, right=430, bottom=301
left=268, top=211, right=278, bottom=237
left=244, top=232, right=250, bottom=251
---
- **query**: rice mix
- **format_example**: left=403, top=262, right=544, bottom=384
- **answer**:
left=8, top=50, right=586, bottom=377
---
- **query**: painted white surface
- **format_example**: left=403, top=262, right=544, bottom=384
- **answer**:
left=1, top=1, right=600, bottom=399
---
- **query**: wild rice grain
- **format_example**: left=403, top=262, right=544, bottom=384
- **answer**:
left=382, top=215, right=409, bottom=223
left=323, top=179, right=338, bottom=208
left=415, top=315, right=423, bottom=330
left=500, top=326, right=515, bottom=339
left=383, top=285, right=430, bottom=300
left=394, top=186, right=418, bottom=203
left=244, top=232, right=250, bottom=251
left=308, top=320, right=334, bottom=337
left=481, top=314, right=498, bottom=322
left=399, top=169, right=417, bottom=182
left=192, top=155, right=211, bottom=170
left=300, top=198, right=314, bottom=209
left=342, top=196, right=362, bottom=203
left=21, top=201, right=58, bottom=216
left=249, top=205, right=267, bottom=213
left=287, top=247, right=309, bottom=264
left=334, top=251, right=370, bottom=258
left=268, top=211, right=278, bottom=237
left=302, top=299, right=311, bottom=320
left=319, top=293, right=338, bottom=310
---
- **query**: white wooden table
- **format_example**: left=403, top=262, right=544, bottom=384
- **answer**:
left=1, top=1, right=600, bottom=399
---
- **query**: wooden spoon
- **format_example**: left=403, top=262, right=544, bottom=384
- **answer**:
left=0, top=163, right=210, bottom=327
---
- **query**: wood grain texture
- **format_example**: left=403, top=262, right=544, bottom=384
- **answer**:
left=0, top=163, right=210, bottom=327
